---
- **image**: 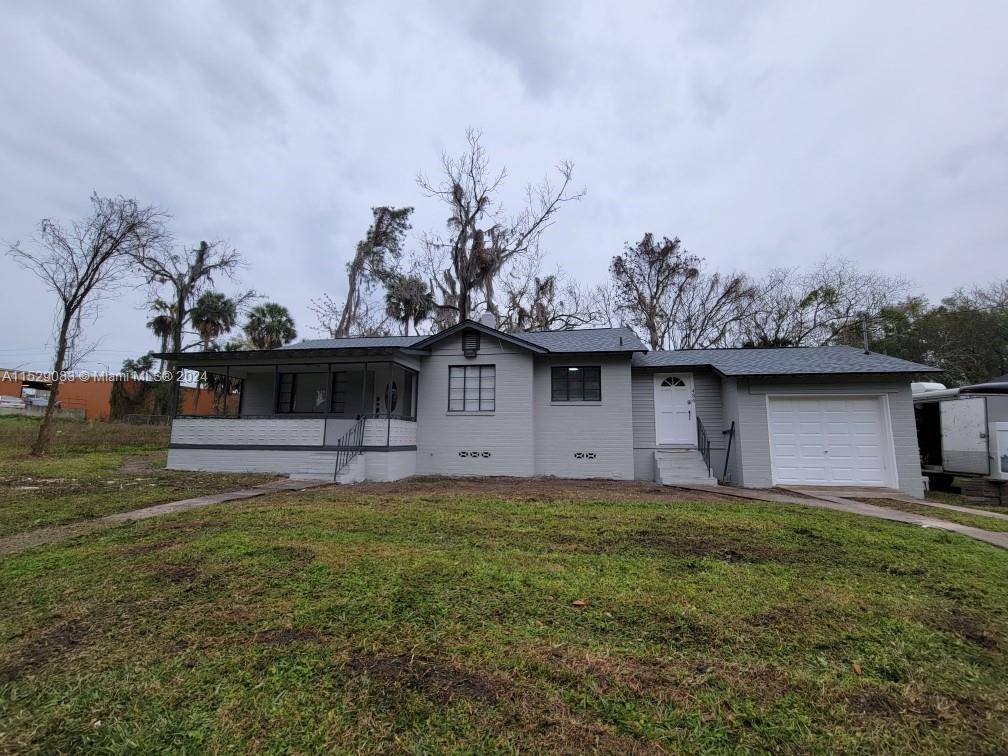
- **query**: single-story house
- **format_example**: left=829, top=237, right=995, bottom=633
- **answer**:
left=160, top=316, right=939, bottom=497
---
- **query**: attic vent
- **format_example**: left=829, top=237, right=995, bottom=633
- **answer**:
left=462, top=330, right=480, bottom=358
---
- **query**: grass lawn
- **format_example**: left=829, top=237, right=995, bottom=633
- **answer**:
left=1, top=478, right=1007, bottom=754
left=0, top=417, right=272, bottom=537
left=863, top=498, right=1008, bottom=532
left=927, top=479, right=1008, bottom=512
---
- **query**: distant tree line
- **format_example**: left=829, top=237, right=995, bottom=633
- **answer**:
left=313, top=129, right=1002, bottom=388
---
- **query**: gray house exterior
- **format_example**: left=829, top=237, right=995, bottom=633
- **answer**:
left=163, top=319, right=937, bottom=497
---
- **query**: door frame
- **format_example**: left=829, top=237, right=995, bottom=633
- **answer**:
left=765, top=393, right=899, bottom=488
left=653, top=372, right=695, bottom=446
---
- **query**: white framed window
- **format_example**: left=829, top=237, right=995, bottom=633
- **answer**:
left=449, top=365, right=495, bottom=412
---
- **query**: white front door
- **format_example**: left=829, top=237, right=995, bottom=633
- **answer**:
left=654, top=373, right=694, bottom=445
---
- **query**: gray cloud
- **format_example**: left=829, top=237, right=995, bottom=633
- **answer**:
left=1, top=0, right=1006, bottom=370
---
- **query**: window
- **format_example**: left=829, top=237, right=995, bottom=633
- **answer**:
left=277, top=372, right=328, bottom=413
left=661, top=376, right=686, bottom=388
left=551, top=366, right=601, bottom=401
left=449, top=365, right=495, bottom=411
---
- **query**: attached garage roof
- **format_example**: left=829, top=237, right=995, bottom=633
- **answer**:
left=632, top=345, right=940, bottom=376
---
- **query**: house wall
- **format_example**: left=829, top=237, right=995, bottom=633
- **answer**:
left=631, top=368, right=727, bottom=481
left=416, top=333, right=535, bottom=477
left=532, top=355, right=634, bottom=479
left=720, top=378, right=744, bottom=485
left=731, top=375, right=923, bottom=497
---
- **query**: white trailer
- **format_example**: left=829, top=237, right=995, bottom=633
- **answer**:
left=913, top=378, right=1008, bottom=502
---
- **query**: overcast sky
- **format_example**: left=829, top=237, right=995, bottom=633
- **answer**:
left=1, top=1, right=1006, bottom=371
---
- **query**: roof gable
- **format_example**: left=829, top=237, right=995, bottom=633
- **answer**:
left=411, top=320, right=549, bottom=353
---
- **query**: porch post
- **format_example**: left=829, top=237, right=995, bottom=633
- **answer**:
left=271, top=364, right=279, bottom=414
left=360, top=361, right=369, bottom=419
left=223, top=365, right=230, bottom=417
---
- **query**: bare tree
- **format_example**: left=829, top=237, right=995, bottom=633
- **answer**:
left=671, top=270, right=758, bottom=349
left=311, top=291, right=394, bottom=337
left=587, top=282, right=622, bottom=329
left=609, top=234, right=701, bottom=350
left=417, top=129, right=585, bottom=325
left=321, top=206, right=413, bottom=337
left=132, top=239, right=252, bottom=412
left=500, top=264, right=598, bottom=332
left=7, top=193, right=167, bottom=454
left=745, top=258, right=909, bottom=346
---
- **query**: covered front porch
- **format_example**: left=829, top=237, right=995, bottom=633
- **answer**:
left=165, top=352, right=421, bottom=482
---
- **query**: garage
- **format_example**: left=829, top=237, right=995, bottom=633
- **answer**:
left=767, top=396, right=896, bottom=487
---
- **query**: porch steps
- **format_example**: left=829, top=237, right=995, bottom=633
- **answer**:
left=286, top=451, right=367, bottom=483
left=654, top=449, right=718, bottom=486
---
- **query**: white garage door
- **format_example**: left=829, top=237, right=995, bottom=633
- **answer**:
left=767, top=396, right=895, bottom=487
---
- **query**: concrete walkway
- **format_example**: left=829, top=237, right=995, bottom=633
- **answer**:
left=0, top=478, right=331, bottom=559
left=671, top=484, right=1008, bottom=550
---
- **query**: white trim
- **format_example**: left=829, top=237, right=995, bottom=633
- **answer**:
left=765, top=393, right=898, bottom=488
left=653, top=372, right=694, bottom=446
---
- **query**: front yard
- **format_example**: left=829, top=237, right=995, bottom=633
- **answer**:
left=0, top=417, right=271, bottom=537
left=1, top=477, right=1007, bottom=753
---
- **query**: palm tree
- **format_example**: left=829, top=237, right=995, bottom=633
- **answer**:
left=190, top=291, right=237, bottom=349
left=385, top=274, right=434, bottom=336
left=146, top=299, right=177, bottom=374
left=243, top=302, right=297, bottom=349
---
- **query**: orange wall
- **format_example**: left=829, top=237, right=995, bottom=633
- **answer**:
left=0, top=372, right=235, bottom=420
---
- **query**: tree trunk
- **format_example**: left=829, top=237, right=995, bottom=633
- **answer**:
left=31, top=316, right=71, bottom=456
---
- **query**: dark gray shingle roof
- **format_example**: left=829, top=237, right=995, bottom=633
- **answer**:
left=632, top=345, right=939, bottom=375
left=517, top=326, right=647, bottom=353
left=278, top=335, right=425, bottom=350
left=280, top=326, right=646, bottom=354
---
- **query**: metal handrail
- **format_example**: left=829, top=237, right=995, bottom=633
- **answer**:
left=722, top=421, right=736, bottom=481
left=333, top=417, right=367, bottom=481
left=696, top=415, right=713, bottom=477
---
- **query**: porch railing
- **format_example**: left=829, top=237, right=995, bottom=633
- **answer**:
left=722, top=421, right=736, bottom=481
left=696, top=415, right=713, bottom=478
left=333, top=417, right=366, bottom=480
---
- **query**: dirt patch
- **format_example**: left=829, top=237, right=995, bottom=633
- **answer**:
left=925, top=610, right=999, bottom=650
left=346, top=652, right=505, bottom=704
left=329, top=476, right=739, bottom=504
left=0, top=618, right=91, bottom=682
left=612, top=528, right=811, bottom=564
left=253, top=628, right=325, bottom=645
left=121, top=540, right=176, bottom=555
left=839, top=684, right=903, bottom=719
left=152, top=563, right=201, bottom=584
left=119, top=455, right=155, bottom=474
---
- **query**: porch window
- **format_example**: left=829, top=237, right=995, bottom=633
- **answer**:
left=449, top=365, right=495, bottom=412
left=551, top=366, right=601, bottom=402
left=277, top=372, right=328, bottom=413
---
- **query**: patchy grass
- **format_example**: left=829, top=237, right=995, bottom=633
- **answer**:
left=0, top=417, right=272, bottom=537
left=862, top=498, right=1008, bottom=532
left=1, top=480, right=1007, bottom=753
left=926, top=479, right=1008, bottom=511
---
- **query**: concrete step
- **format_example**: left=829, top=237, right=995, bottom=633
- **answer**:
left=655, top=449, right=717, bottom=486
